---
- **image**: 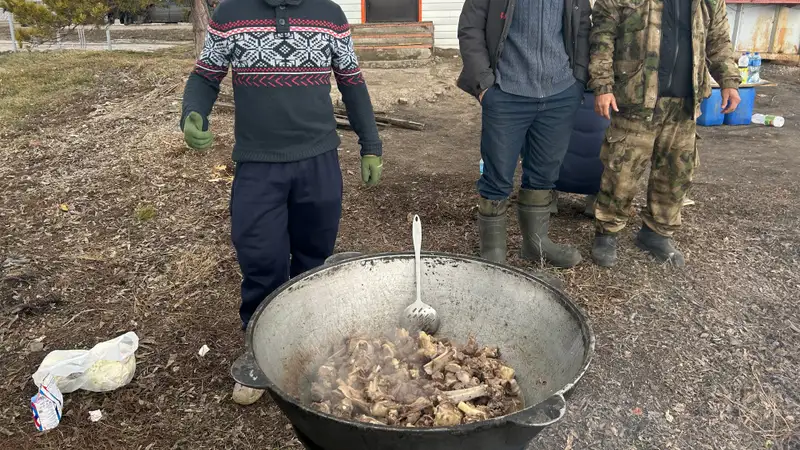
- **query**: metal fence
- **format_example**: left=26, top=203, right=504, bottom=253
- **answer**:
left=5, top=11, right=17, bottom=52
left=4, top=14, right=125, bottom=53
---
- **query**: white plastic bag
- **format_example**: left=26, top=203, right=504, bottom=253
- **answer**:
left=32, top=332, right=139, bottom=393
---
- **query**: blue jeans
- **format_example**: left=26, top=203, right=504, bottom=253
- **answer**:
left=478, top=81, right=584, bottom=200
left=230, top=150, right=343, bottom=328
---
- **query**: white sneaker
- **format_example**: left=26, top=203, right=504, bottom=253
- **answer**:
left=683, top=197, right=696, bottom=206
left=232, top=383, right=265, bottom=405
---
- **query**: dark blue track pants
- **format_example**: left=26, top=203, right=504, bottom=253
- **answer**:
left=478, top=81, right=584, bottom=200
left=230, top=149, right=343, bottom=328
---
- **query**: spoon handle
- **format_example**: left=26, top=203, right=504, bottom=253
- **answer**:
left=413, top=215, right=422, bottom=305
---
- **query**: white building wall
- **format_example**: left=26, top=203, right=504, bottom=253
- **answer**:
left=332, top=0, right=465, bottom=48
left=422, top=0, right=465, bottom=49
left=337, top=0, right=363, bottom=24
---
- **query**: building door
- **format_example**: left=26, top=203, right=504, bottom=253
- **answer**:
left=365, top=0, right=419, bottom=22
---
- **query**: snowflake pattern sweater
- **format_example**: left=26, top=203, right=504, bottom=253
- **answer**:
left=181, top=0, right=382, bottom=162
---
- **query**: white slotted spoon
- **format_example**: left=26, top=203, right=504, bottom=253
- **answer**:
left=400, top=215, right=441, bottom=334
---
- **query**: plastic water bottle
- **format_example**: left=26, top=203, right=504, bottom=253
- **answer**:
left=749, top=53, right=761, bottom=83
left=479, top=158, right=484, bottom=175
left=738, top=52, right=750, bottom=82
left=751, top=113, right=784, bottom=128
left=754, top=53, right=762, bottom=82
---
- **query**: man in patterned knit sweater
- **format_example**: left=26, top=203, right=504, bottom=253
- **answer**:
left=181, top=0, right=383, bottom=404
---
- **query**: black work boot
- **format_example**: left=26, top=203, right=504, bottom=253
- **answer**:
left=591, top=232, right=618, bottom=267
left=635, top=224, right=685, bottom=267
left=518, top=189, right=582, bottom=268
left=477, top=198, right=510, bottom=263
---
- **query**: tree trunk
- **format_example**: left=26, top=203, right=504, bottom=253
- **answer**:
left=192, top=0, right=210, bottom=59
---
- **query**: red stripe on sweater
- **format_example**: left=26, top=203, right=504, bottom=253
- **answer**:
left=210, top=18, right=349, bottom=33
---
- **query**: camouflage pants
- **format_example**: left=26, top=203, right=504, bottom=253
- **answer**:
left=595, top=98, right=697, bottom=237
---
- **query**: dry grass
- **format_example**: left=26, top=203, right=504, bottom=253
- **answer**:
left=0, top=48, right=192, bottom=128
left=135, top=203, right=157, bottom=221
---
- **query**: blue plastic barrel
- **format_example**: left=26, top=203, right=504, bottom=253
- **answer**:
left=723, top=87, right=756, bottom=126
left=697, top=89, right=724, bottom=126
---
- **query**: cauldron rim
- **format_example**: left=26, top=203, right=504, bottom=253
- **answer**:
left=242, top=251, right=596, bottom=433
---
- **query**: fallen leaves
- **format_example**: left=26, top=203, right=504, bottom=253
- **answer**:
left=209, top=163, right=233, bottom=184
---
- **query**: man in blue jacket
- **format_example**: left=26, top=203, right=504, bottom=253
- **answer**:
left=457, top=0, right=591, bottom=268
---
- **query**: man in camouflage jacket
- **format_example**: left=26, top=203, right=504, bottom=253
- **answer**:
left=587, top=0, right=741, bottom=267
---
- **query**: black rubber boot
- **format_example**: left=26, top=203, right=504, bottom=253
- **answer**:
left=518, top=190, right=582, bottom=268
left=477, top=198, right=509, bottom=263
left=591, top=232, right=618, bottom=267
left=635, top=224, right=685, bottom=267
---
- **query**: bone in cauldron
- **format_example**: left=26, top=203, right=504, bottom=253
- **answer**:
left=309, top=329, right=523, bottom=427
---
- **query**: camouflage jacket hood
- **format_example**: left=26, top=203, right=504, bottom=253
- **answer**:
left=588, top=0, right=741, bottom=119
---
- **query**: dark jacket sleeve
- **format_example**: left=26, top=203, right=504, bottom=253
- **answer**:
left=180, top=11, right=231, bottom=131
left=457, top=0, right=494, bottom=97
left=706, top=0, right=741, bottom=89
left=574, top=0, right=591, bottom=83
left=332, top=12, right=382, bottom=156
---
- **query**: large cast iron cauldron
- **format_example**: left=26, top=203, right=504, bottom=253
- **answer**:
left=231, top=253, right=594, bottom=450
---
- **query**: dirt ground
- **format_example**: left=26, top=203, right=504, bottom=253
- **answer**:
left=0, top=47, right=798, bottom=449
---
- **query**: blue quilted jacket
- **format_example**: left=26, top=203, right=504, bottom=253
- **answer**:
left=555, top=91, right=610, bottom=195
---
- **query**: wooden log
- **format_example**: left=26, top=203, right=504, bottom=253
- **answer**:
left=336, top=115, right=388, bottom=129
left=335, top=117, right=352, bottom=129
left=375, top=116, right=425, bottom=131
left=335, top=107, right=425, bottom=131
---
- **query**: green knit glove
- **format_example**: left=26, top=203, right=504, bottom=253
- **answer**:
left=361, top=155, right=382, bottom=187
left=183, top=111, right=213, bottom=150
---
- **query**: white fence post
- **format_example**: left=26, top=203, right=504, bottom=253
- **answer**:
left=7, top=12, right=17, bottom=52
left=106, top=25, right=112, bottom=50
left=77, top=26, right=86, bottom=49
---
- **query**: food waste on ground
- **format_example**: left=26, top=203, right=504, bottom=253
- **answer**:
left=309, top=329, right=523, bottom=427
